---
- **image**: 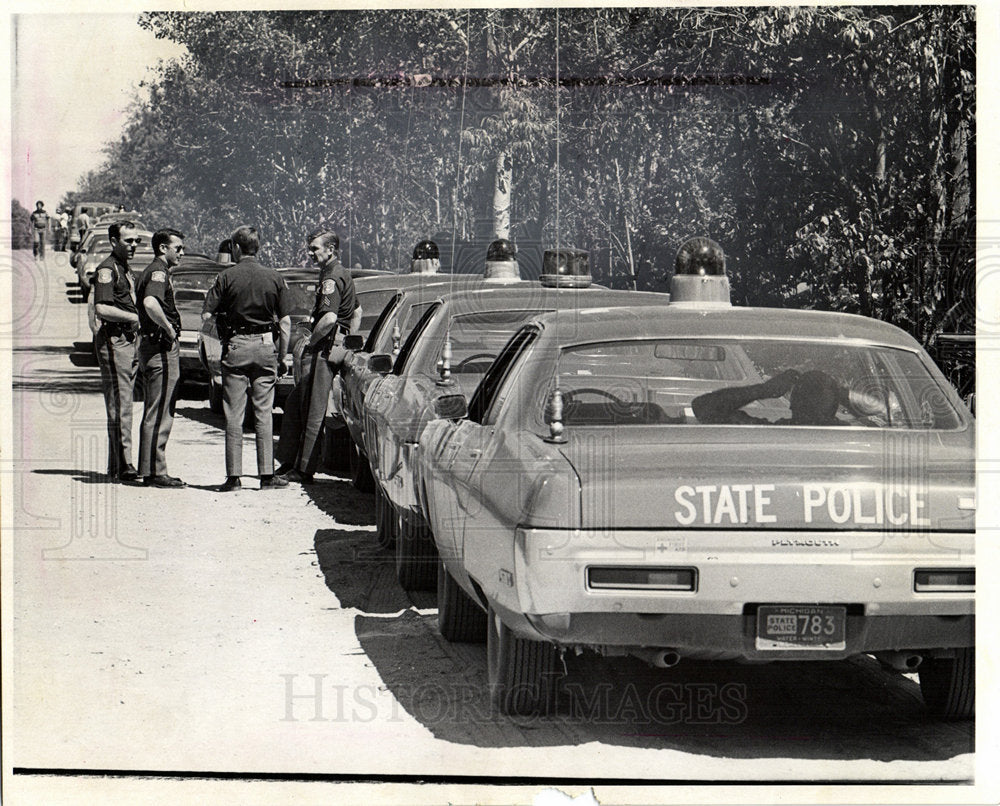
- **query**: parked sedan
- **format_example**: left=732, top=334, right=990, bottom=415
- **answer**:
left=339, top=274, right=510, bottom=485
left=363, top=252, right=666, bottom=591
left=418, top=266, right=975, bottom=717
left=169, top=255, right=226, bottom=382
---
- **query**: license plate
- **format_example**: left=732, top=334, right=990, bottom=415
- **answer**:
left=755, top=605, right=846, bottom=650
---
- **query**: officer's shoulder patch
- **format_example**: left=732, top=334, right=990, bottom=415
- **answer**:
left=321, top=278, right=337, bottom=295
left=97, top=268, right=114, bottom=284
left=151, top=270, right=167, bottom=283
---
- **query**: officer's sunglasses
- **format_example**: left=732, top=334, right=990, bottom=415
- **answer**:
left=122, top=237, right=142, bottom=245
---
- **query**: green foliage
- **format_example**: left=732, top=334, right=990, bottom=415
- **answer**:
left=67, top=8, right=971, bottom=345
left=11, top=199, right=32, bottom=249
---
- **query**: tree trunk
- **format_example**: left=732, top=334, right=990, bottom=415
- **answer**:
left=493, top=149, right=512, bottom=239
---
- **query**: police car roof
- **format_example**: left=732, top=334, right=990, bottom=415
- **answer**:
left=527, top=305, right=922, bottom=350
left=425, top=284, right=664, bottom=313
left=173, top=255, right=225, bottom=273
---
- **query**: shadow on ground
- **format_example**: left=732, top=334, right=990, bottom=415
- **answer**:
left=312, top=523, right=974, bottom=767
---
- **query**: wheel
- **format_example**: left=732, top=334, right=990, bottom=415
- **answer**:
left=437, top=561, right=486, bottom=642
left=454, top=352, right=497, bottom=373
left=919, top=648, right=975, bottom=720
left=349, top=441, right=376, bottom=493
left=208, top=376, right=224, bottom=414
left=395, top=507, right=438, bottom=591
left=487, top=605, right=559, bottom=716
left=373, top=485, right=396, bottom=550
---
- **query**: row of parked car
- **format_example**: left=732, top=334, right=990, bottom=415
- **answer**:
left=71, top=222, right=975, bottom=720
left=318, top=239, right=974, bottom=719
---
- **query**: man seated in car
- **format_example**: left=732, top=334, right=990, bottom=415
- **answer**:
left=692, top=369, right=843, bottom=426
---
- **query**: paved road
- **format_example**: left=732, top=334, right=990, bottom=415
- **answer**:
left=5, top=249, right=975, bottom=796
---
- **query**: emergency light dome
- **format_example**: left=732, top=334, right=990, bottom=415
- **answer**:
left=540, top=248, right=592, bottom=288
left=669, top=237, right=731, bottom=306
left=412, top=239, right=439, bottom=260
left=483, top=238, right=521, bottom=282
left=410, top=239, right=441, bottom=274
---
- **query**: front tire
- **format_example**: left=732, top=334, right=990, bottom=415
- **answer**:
left=349, top=440, right=376, bottom=493
left=437, top=561, right=486, bottom=642
left=373, top=485, right=396, bottom=550
left=395, top=507, right=438, bottom=591
left=487, top=605, right=559, bottom=716
left=919, top=648, right=975, bottom=720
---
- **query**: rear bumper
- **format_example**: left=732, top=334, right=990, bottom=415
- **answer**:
left=495, top=527, right=975, bottom=659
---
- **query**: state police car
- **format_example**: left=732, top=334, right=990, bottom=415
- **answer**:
left=418, top=238, right=975, bottom=718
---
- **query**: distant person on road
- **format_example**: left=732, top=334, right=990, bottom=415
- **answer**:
left=55, top=208, right=70, bottom=251
left=202, top=226, right=292, bottom=492
left=135, top=228, right=187, bottom=489
left=29, top=201, right=50, bottom=260
left=75, top=209, right=91, bottom=251
left=276, top=230, right=361, bottom=484
left=93, top=220, right=142, bottom=482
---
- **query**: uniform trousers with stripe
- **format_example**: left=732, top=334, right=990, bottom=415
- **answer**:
left=221, top=333, right=278, bottom=476
left=295, top=340, right=349, bottom=475
left=137, top=337, right=181, bottom=478
left=94, top=328, right=138, bottom=476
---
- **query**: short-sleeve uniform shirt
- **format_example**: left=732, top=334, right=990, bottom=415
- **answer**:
left=135, top=257, right=181, bottom=335
left=93, top=253, right=138, bottom=314
left=312, top=261, right=357, bottom=329
left=202, top=257, right=291, bottom=331
left=30, top=210, right=50, bottom=230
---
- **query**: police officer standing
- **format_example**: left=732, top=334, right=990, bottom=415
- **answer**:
left=30, top=201, right=50, bottom=260
left=93, top=221, right=142, bottom=482
left=280, top=230, right=360, bottom=484
left=136, top=228, right=187, bottom=488
left=202, top=226, right=292, bottom=491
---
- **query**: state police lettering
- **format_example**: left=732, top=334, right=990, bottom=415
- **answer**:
left=672, top=483, right=931, bottom=527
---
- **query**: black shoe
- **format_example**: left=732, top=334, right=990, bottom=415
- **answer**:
left=110, top=468, right=140, bottom=484
left=284, top=469, right=315, bottom=484
left=275, top=462, right=295, bottom=476
left=144, top=475, right=187, bottom=488
left=259, top=474, right=289, bottom=490
left=218, top=476, right=242, bottom=492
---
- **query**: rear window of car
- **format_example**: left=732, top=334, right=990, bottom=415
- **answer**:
left=407, top=309, right=550, bottom=377
left=550, top=338, right=963, bottom=430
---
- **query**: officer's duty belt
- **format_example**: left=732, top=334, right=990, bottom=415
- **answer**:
left=230, top=324, right=274, bottom=336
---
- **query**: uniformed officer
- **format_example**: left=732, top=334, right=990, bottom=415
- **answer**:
left=93, top=221, right=142, bottom=482
left=136, top=228, right=187, bottom=488
left=279, top=230, right=360, bottom=484
left=202, top=226, right=292, bottom=491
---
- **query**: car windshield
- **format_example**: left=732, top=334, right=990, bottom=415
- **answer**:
left=412, top=309, right=549, bottom=376
left=551, top=338, right=963, bottom=429
left=285, top=281, right=317, bottom=316
left=172, top=272, right=217, bottom=301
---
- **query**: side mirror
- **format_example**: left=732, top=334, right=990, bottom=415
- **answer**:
left=434, top=393, right=468, bottom=420
left=964, top=392, right=975, bottom=416
left=344, top=334, right=364, bottom=351
left=367, top=354, right=394, bottom=374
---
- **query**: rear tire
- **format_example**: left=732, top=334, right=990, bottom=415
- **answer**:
left=349, top=441, right=376, bottom=493
left=208, top=377, right=224, bottom=414
left=919, top=648, right=975, bottom=720
left=487, top=605, right=559, bottom=716
left=437, top=561, right=486, bottom=642
left=374, top=485, right=396, bottom=550
left=395, top=508, right=438, bottom=591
